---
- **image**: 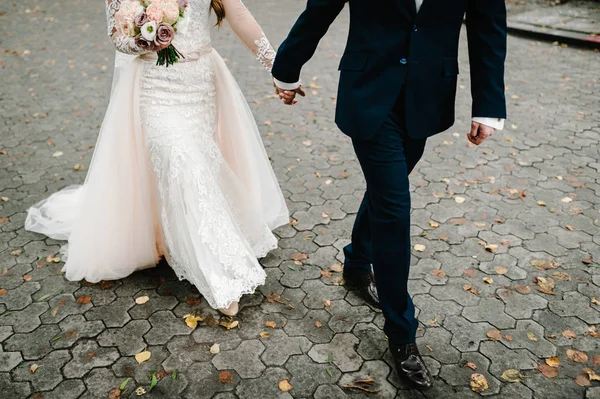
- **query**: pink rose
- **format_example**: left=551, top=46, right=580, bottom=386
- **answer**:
left=135, top=35, right=154, bottom=50
left=146, top=2, right=164, bottom=22
left=177, top=0, right=188, bottom=10
left=154, top=23, right=175, bottom=48
left=117, top=0, right=141, bottom=20
left=162, top=2, right=180, bottom=24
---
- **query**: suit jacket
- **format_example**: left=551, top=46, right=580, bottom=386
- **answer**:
left=272, top=0, right=507, bottom=140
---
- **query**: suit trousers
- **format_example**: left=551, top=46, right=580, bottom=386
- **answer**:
left=343, top=95, right=427, bottom=344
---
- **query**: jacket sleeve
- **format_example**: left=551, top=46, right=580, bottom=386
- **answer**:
left=466, top=0, right=507, bottom=119
left=106, top=0, right=152, bottom=55
left=271, top=0, right=346, bottom=84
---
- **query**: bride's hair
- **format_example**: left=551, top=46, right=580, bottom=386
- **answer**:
left=211, top=0, right=226, bottom=26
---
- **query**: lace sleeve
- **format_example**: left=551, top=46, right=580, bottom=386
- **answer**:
left=222, top=0, right=276, bottom=73
left=106, top=0, right=151, bottom=55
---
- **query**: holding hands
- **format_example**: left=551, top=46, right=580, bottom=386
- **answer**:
left=274, top=81, right=306, bottom=105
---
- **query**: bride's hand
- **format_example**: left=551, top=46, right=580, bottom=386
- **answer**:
left=274, top=82, right=305, bottom=105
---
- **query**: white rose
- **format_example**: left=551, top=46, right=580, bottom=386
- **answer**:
left=141, top=21, right=158, bottom=41
left=135, top=5, right=145, bottom=18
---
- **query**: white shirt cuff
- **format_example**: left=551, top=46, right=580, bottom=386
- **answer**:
left=273, top=78, right=300, bottom=91
left=473, top=117, right=505, bottom=131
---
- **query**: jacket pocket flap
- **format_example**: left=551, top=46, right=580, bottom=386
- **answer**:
left=339, top=54, right=368, bottom=71
left=442, top=58, right=459, bottom=76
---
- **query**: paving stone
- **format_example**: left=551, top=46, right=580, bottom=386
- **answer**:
left=500, top=320, right=557, bottom=358
left=41, top=379, right=87, bottom=399
left=326, top=300, right=374, bottom=333
left=144, top=310, right=193, bottom=345
left=301, top=279, right=347, bottom=309
left=284, top=309, right=335, bottom=344
left=498, top=382, right=534, bottom=399
left=0, top=351, right=23, bottom=372
left=82, top=367, right=123, bottom=399
left=260, top=287, right=308, bottom=320
left=353, top=323, right=387, bottom=361
left=63, top=340, right=120, bottom=378
left=439, top=352, right=501, bottom=396
left=286, top=355, right=342, bottom=397
left=548, top=291, right=600, bottom=324
left=0, top=377, right=31, bottom=398
left=260, top=329, right=312, bottom=366
left=443, top=316, right=495, bottom=352
left=4, top=324, right=61, bottom=360
left=522, top=373, right=587, bottom=399
left=183, top=362, right=239, bottom=399
left=587, top=387, right=600, bottom=399
left=462, top=297, right=517, bottom=330
left=0, top=281, right=40, bottom=310
left=111, top=346, right=170, bottom=385
left=163, top=336, right=214, bottom=371
left=235, top=367, right=291, bottom=399
left=420, top=327, right=461, bottom=364
left=53, top=314, right=105, bottom=349
left=430, top=278, right=482, bottom=307
left=11, top=349, right=70, bottom=391
left=308, top=333, right=362, bottom=372
left=498, top=289, right=549, bottom=319
left=0, top=326, right=13, bottom=343
left=0, top=302, right=48, bottom=334
left=479, top=341, right=538, bottom=377
left=127, top=289, right=178, bottom=319
left=533, top=309, right=591, bottom=347
left=212, top=340, right=266, bottom=378
left=84, top=297, right=134, bottom=328
left=41, top=293, right=93, bottom=324
left=97, top=320, right=151, bottom=356
left=338, top=360, right=397, bottom=398
left=314, top=384, right=348, bottom=399
left=413, top=294, right=463, bottom=328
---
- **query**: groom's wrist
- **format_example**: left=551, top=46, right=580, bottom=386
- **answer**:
left=472, top=117, right=505, bottom=131
left=273, top=78, right=300, bottom=91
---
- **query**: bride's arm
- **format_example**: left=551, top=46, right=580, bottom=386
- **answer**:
left=221, top=0, right=276, bottom=73
left=106, top=0, right=151, bottom=55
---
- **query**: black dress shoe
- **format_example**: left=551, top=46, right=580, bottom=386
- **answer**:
left=343, top=272, right=380, bottom=308
left=389, top=342, right=433, bottom=390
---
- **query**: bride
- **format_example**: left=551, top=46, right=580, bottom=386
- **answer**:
left=25, top=0, right=289, bottom=316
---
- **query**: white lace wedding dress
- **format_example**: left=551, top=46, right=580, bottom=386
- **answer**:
left=25, top=0, right=289, bottom=309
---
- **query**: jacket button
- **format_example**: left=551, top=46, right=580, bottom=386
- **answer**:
left=400, top=58, right=407, bottom=65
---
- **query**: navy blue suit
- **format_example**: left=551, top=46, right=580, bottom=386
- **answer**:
left=273, top=0, right=507, bottom=344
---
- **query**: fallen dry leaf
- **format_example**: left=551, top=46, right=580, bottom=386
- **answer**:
left=414, top=244, right=426, bottom=252
left=429, top=221, right=440, bottom=228
left=23, top=275, right=32, bottom=281
left=135, top=387, right=146, bottom=396
left=495, top=266, right=508, bottom=275
left=465, top=362, right=478, bottom=371
left=455, top=196, right=466, bottom=204
left=278, top=379, right=293, bottom=392
left=591, top=297, right=600, bottom=306
left=566, top=349, right=588, bottom=363
left=534, top=277, right=556, bottom=295
left=320, top=270, right=333, bottom=278
left=209, top=343, right=220, bottom=354
left=583, top=368, right=600, bottom=381
left=531, top=259, right=559, bottom=271
left=469, top=373, right=489, bottom=393
left=265, top=321, right=277, bottom=329
left=582, top=256, right=594, bottom=265
left=463, top=285, right=480, bottom=296
left=219, top=371, right=234, bottom=384
left=527, top=333, right=539, bottom=342
left=552, top=272, right=571, bottom=281
left=183, top=313, right=203, bottom=329
left=515, top=285, right=531, bottom=294
left=561, top=197, right=573, bottom=203
left=501, top=369, right=523, bottom=383
left=594, top=355, right=600, bottom=367
left=11, top=249, right=22, bottom=256
left=546, top=356, right=560, bottom=368
left=219, top=319, right=239, bottom=330
left=259, top=332, right=270, bottom=339
left=483, top=277, right=494, bottom=285
left=486, top=329, right=503, bottom=341
left=485, top=244, right=498, bottom=253
left=538, top=364, right=558, bottom=379
left=76, top=296, right=92, bottom=305
left=315, top=321, right=323, bottom=328
left=290, top=253, right=307, bottom=262
left=135, top=351, right=151, bottom=364
left=323, top=300, right=331, bottom=308
left=0, top=289, right=7, bottom=296
left=30, top=364, right=39, bottom=374
left=135, top=295, right=150, bottom=305
left=537, top=201, right=546, bottom=207
left=575, top=375, right=591, bottom=387
left=431, top=269, right=446, bottom=278
left=186, top=297, right=201, bottom=306
left=562, top=330, right=577, bottom=339
left=108, top=388, right=121, bottom=399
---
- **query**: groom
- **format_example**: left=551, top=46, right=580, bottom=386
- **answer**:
left=272, top=0, right=506, bottom=390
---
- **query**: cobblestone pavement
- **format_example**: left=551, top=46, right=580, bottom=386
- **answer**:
left=1, top=1, right=600, bottom=398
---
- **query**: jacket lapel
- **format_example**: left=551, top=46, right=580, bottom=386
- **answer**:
left=395, top=0, right=416, bottom=22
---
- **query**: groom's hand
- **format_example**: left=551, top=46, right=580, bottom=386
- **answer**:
left=274, top=82, right=306, bottom=105
left=467, top=121, right=494, bottom=145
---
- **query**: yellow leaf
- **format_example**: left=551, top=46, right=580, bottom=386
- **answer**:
left=592, top=297, right=599, bottom=306
left=30, top=364, right=39, bottom=374
left=561, top=197, right=573, bottom=203
left=73, top=163, right=84, bottom=171
left=323, top=300, right=331, bottom=308
left=279, top=379, right=293, bottom=392
left=583, top=368, right=600, bottom=382
left=330, top=264, right=343, bottom=273
left=486, top=329, right=502, bottom=341
left=315, top=321, right=323, bottom=328
left=135, top=351, right=151, bottom=364
left=184, top=313, right=203, bottom=329
left=501, top=369, right=523, bottom=383
left=469, top=373, right=489, bottom=393
left=537, top=201, right=546, bottom=206
left=209, top=343, right=220, bottom=354
left=414, top=244, right=426, bottom=252
left=219, top=320, right=239, bottom=330
left=483, top=277, right=494, bottom=285
left=495, top=266, right=508, bottom=275
left=428, top=221, right=440, bottom=228
left=135, top=295, right=150, bottom=305
left=485, top=244, right=498, bottom=253
left=265, top=321, right=277, bottom=328
left=259, top=332, right=270, bottom=339
left=52, top=151, right=63, bottom=157
left=546, top=356, right=560, bottom=368
left=527, top=333, right=539, bottom=342
left=455, top=196, right=466, bottom=204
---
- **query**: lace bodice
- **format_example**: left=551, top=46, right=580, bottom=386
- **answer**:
left=106, top=0, right=275, bottom=71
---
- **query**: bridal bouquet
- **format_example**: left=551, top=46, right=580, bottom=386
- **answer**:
left=115, top=0, right=189, bottom=67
